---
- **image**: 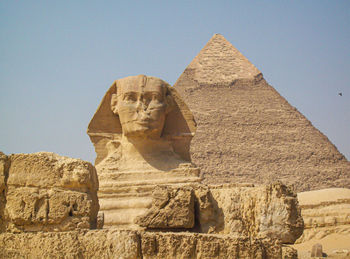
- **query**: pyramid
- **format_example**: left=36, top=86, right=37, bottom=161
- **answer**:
left=174, top=34, right=350, bottom=192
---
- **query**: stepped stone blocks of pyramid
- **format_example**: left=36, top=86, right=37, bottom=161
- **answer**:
left=174, top=34, right=350, bottom=192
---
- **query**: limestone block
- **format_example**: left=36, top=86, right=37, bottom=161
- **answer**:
left=141, top=232, right=282, bottom=259
left=281, top=246, right=298, bottom=259
left=0, top=229, right=140, bottom=259
left=4, top=152, right=99, bottom=232
left=136, top=182, right=302, bottom=243
left=97, top=211, right=104, bottom=229
left=255, top=183, right=304, bottom=243
left=82, top=229, right=140, bottom=258
left=0, top=152, right=9, bottom=232
left=193, top=186, right=218, bottom=233
left=296, top=188, right=350, bottom=243
left=136, top=186, right=195, bottom=228
left=141, top=232, right=197, bottom=258
left=0, top=229, right=288, bottom=258
left=7, top=152, right=98, bottom=192
left=0, top=152, right=8, bottom=195
left=311, top=243, right=323, bottom=257
left=195, top=182, right=303, bottom=244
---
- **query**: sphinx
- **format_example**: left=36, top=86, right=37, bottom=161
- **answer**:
left=87, top=75, right=201, bottom=227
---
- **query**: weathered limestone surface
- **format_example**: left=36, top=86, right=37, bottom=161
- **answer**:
left=140, top=232, right=283, bottom=259
left=0, top=230, right=141, bottom=259
left=136, top=186, right=195, bottom=228
left=281, top=246, right=298, bottom=259
left=97, top=165, right=200, bottom=229
left=0, top=230, right=292, bottom=259
left=174, top=33, right=350, bottom=192
left=0, top=152, right=9, bottom=232
left=3, top=152, right=99, bottom=232
left=311, top=243, right=323, bottom=257
left=135, top=183, right=303, bottom=244
left=291, top=188, right=350, bottom=258
left=195, top=183, right=303, bottom=244
left=295, top=188, right=350, bottom=243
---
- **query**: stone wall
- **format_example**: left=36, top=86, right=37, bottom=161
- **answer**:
left=136, top=183, right=303, bottom=245
left=296, top=188, right=350, bottom=243
left=0, top=152, right=99, bottom=232
left=0, top=151, right=301, bottom=258
left=196, top=183, right=303, bottom=244
left=0, top=230, right=292, bottom=259
left=0, top=230, right=140, bottom=259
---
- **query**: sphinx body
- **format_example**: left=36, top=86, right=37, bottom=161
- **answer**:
left=87, top=75, right=200, bottom=228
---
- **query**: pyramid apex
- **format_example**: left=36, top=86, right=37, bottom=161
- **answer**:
left=185, top=34, right=262, bottom=85
left=211, top=33, right=224, bottom=38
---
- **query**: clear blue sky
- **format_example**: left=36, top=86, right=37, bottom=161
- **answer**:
left=1, top=1, right=349, bottom=162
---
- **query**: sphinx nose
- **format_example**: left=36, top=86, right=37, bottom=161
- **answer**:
left=136, top=100, right=147, bottom=112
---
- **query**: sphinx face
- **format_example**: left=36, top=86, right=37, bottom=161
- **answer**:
left=112, top=76, right=168, bottom=139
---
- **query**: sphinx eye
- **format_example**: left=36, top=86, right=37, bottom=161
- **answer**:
left=152, top=93, right=162, bottom=102
left=123, top=93, right=137, bottom=102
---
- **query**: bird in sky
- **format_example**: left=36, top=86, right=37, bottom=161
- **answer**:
left=338, top=92, right=342, bottom=96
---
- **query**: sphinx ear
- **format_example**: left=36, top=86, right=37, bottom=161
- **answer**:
left=111, top=93, right=119, bottom=115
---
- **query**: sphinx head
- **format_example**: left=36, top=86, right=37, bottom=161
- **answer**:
left=110, top=75, right=173, bottom=139
left=87, top=75, right=196, bottom=165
